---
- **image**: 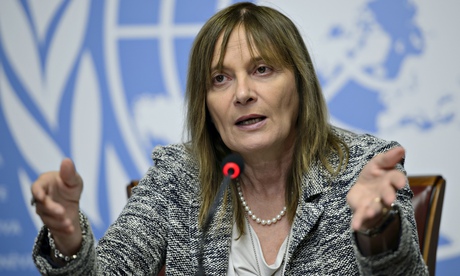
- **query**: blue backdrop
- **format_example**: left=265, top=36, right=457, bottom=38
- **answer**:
left=1, top=0, right=459, bottom=274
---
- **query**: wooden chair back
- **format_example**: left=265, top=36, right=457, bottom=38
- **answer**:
left=408, top=175, right=446, bottom=276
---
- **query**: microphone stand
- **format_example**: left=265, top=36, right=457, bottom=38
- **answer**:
left=197, top=174, right=232, bottom=276
left=197, top=154, right=244, bottom=275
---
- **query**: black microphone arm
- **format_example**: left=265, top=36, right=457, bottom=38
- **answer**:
left=197, top=153, right=244, bottom=275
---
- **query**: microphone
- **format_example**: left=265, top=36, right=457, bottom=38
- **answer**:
left=222, top=153, right=245, bottom=180
left=197, top=153, right=245, bottom=275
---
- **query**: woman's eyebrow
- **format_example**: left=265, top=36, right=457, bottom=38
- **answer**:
left=211, top=56, right=266, bottom=71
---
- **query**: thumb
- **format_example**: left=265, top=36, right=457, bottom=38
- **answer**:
left=59, top=158, right=81, bottom=188
left=375, top=147, right=405, bottom=170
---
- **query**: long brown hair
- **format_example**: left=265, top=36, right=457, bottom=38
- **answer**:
left=185, top=2, right=348, bottom=234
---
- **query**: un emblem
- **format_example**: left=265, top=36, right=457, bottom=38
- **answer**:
left=1, top=0, right=460, bottom=274
left=0, top=1, right=229, bottom=273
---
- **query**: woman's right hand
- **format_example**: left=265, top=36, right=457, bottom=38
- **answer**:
left=31, top=158, right=84, bottom=256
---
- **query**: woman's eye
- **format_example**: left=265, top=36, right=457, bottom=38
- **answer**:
left=256, top=66, right=271, bottom=74
left=212, top=74, right=229, bottom=86
left=214, top=75, right=225, bottom=83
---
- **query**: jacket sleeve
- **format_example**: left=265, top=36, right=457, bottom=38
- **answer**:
left=32, top=212, right=97, bottom=275
left=32, top=163, right=171, bottom=275
left=351, top=162, right=429, bottom=275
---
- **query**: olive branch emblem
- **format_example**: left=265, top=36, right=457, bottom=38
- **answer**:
left=0, top=0, right=111, bottom=231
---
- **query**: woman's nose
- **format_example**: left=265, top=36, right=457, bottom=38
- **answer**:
left=234, top=77, right=256, bottom=105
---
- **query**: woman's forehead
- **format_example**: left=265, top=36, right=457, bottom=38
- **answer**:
left=211, top=27, right=258, bottom=63
left=210, top=25, right=286, bottom=71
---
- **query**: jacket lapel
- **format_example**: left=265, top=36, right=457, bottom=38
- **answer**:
left=288, top=162, right=329, bottom=257
left=190, top=162, right=330, bottom=274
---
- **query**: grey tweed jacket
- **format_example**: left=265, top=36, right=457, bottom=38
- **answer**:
left=33, top=127, right=428, bottom=275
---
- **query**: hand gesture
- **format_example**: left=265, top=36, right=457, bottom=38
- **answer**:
left=31, top=158, right=83, bottom=255
left=347, top=147, right=406, bottom=232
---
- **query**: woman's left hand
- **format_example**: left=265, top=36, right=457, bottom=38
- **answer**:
left=346, top=147, right=406, bottom=232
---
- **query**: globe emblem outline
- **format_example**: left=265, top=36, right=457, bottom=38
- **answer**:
left=1, top=1, right=459, bottom=273
left=100, top=0, right=226, bottom=228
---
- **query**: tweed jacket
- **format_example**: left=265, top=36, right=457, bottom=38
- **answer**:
left=33, top=127, right=428, bottom=275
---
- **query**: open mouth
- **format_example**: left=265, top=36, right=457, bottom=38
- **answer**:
left=236, top=116, right=266, bottom=126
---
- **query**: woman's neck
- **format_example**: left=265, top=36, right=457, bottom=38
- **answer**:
left=239, top=144, right=295, bottom=196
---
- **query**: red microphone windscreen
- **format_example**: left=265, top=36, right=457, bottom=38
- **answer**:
left=221, top=154, right=245, bottom=179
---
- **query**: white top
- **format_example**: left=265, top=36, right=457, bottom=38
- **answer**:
left=227, top=220, right=290, bottom=275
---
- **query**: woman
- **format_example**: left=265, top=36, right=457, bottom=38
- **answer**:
left=31, top=2, right=428, bottom=275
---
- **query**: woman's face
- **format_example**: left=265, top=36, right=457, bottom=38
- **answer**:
left=206, top=26, right=299, bottom=156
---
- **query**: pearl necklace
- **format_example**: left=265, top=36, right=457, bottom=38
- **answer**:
left=237, top=182, right=287, bottom=226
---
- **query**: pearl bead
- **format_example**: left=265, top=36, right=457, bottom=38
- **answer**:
left=237, top=182, right=287, bottom=227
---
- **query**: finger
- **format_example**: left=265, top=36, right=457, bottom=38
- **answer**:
left=350, top=194, right=389, bottom=231
left=38, top=212, right=74, bottom=234
left=352, top=207, right=381, bottom=231
left=35, top=197, right=75, bottom=234
left=389, top=169, right=407, bottom=190
left=380, top=170, right=406, bottom=206
left=59, top=158, right=81, bottom=188
left=374, top=147, right=405, bottom=170
left=31, top=172, right=58, bottom=203
left=351, top=207, right=365, bottom=231
left=35, top=195, right=66, bottom=217
left=350, top=197, right=373, bottom=230
left=365, top=197, right=384, bottom=216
